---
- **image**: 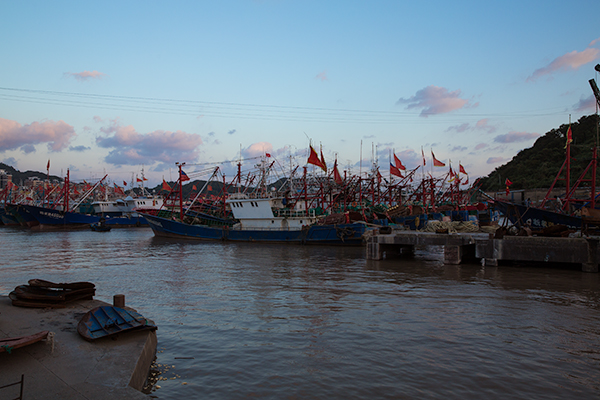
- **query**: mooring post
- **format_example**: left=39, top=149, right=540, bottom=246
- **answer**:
left=583, top=238, right=599, bottom=273
left=366, top=238, right=384, bottom=260
left=113, top=294, right=125, bottom=308
left=444, top=245, right=463, bottom=265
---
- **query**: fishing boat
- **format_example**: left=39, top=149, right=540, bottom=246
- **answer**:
left=143, top=161, right=370, bottom=245
left=21, top=171, right=148, bottom=229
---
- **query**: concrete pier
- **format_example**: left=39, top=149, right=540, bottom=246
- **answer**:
left=0, top=297, right=156, bottom=399
left=367, top=230, right=599, bottom=272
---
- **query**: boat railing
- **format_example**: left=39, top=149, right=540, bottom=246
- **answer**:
left=272, top=208, right=317, bottom=218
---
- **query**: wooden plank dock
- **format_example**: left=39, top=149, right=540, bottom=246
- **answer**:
left=366, top=230, right=599, bottom=272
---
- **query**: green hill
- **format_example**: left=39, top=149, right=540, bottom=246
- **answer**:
left=478, top=114, right=600, bottom=191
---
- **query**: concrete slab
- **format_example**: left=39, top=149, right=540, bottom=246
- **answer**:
left=0, top=296, right=156, bottom=400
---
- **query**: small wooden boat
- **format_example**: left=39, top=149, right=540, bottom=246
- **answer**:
left=0, top=331, right=49, bottom=353
left=77, top=306, right=157, bottom=341
left=90, top=222, right=111, bottom=232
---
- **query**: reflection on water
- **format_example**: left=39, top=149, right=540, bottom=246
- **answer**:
left=1, top=227, right=600, bottom=399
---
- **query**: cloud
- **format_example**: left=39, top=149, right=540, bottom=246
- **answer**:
left=527, top=40, right=600, bottom=82
left=475, top=119, right=498, bottom=134
left=241, top=142, right=274, bottom=159
left=452, top=146, right=468, bottom=152
left=487, top=157, right=505, bottom=164
left=574, top=94, right=597, bottom=112
left=64, top=70, right=107, bottom=82
left=315, top=70, right=328, bottom=81
left=396, top=85, right=471, bottom=117
left=2, top=156, right=17, bottom=167
left=0, top=117, right=76, bottom=152
left=69, top=145, right=91, bottom=152
left=228, top=129, right=236, bottom=135
left=493, top=131, right=539, bottom=143
left=447, top=118, right=498, bottom=134
left=474, top=143, right=488, bottom=150
left=446, top=123, right=470, bottom=133
left=95, top=120, right=203, bottom=165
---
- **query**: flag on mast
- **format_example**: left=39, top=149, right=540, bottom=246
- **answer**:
left=307, top=145, right=327, bottom=171
left=333, top=160, right=343, bottom=184
left=432, top=150, right=445, bottom=167
left=565, top=126, right=573, bottom=149
left=390, top=163, right=403, bottom=178
left=394, top=153, right=406, bottom=170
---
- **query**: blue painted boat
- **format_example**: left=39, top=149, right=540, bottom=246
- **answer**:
left=77, top=306, right=157, bottom=341
left=22, top=204, right=147, bottom=229
left=143, top=193, right=369, bottom=245
left=493, top=199, right=582, bottom=230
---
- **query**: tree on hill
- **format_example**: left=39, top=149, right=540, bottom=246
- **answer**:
left=0, top=162, right=63, bottom=184
left=479, top=114, right=600, bottom=192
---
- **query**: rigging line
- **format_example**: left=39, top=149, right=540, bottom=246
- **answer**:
left=0, top=85, right=568, bottom=119
left=0, top=94, right=563, bottom=123
left=0, top=95, right=433, bottom=124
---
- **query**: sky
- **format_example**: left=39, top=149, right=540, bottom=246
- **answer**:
left=1, top=0, right=600, bottom=187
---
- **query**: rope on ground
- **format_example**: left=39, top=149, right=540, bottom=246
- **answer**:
left=420, top=220, right=480, bottom=233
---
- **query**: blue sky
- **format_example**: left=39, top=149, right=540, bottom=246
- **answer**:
left=1, top=0, right=599, bottom=186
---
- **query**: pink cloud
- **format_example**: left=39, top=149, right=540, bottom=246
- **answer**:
left=527, top=41, right=600, bottom=82
left=241, top=142, right=274, bottom=159
left=487, top=157, right=505, bottom=164
left=64, top=70, right=107, bottom=82
left=574, top=94, right=597, bottom=112
left=396, top=85, right=471, bottom=117
left=0, top=117, right=76, bottom=152
left=95, top=120, right=202, bottom=165
left=494, top=131, right=539, bottom=143
left=315, top=71, right=328, bottom=81
left=475, top=119, right=498, bottom=134
left=474, top=143, right=488, bottom=150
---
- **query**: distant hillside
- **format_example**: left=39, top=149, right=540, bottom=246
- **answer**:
left=478, top=114, right=600, bottom=191
left=0, top=162, right=63, bottom=184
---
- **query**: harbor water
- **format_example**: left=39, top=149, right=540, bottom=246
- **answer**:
left=1, top=226, right=599, bottom=399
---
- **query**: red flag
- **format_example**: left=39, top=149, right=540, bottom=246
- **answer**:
left=307, top=145, right=326, bottom=171
left=459, top=164, right=467, bottom=175
left=432, top=150, right=445, bottom=167
left=333, top=160, right=343, bottom=185
left=463, top=175, right=469, bottom=185
left=565, top=126, right=572, bottom=149
left=421, top=147, right=426, bottom=166
left=505, top=178, right=512, bottom=186
left=114, top=183, right=124, bottom=195
left=162, top=179, right=171, bottom=191
left=46, top=160, right=50, bottom=170
left=390, top=163, right=403, bottom=178
left=181, top=170, right=190, bottom=182
left=394, top=154, right=406, bottom=170
left=207, top=184, right=212, bottom=192
left=320, top=149, right=327, bottom=172
left=266, top=153, right=271, bottom=157
left=143, top=177, right=148, bottom=181
left=136, top=178, right=143, bottom=182
left=192, top=184, right=197, bottom=191
left=123, top=180, right=127, bottom=186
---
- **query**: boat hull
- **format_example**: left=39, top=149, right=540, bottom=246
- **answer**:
left=22, top=204, right=148, bottom=228
left=493, top=200, right=581, bottom=230
left=143, top=213, right=368, bottom=245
